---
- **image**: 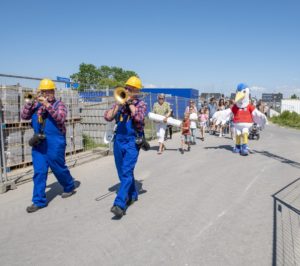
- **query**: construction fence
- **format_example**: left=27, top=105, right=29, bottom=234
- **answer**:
left=272, top=178, right=300, bottom=266
left=0, top=82, right=196, bottom=193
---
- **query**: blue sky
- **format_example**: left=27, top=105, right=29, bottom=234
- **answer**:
left=0, top=0, right=299, bottom=97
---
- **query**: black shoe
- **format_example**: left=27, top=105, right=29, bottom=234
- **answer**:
left=180, top=148, right=184, bottom=154
left=126, top=198, right=137, bottom=207
left=61, top=190, right=76, bottom=198
left=26, top=204, right=45, bottom=213
left=187, top=146, right=191, bottom=151
left=111, top=205, right=125, bottom=218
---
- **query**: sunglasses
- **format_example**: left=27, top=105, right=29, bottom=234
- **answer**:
left=158, top=98, right=164, bottom=100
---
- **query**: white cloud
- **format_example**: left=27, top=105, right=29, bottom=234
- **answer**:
left=143, top=83, right=157, bottom=88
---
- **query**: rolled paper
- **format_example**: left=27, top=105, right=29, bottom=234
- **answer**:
left=189, top=113, right=198, bottom=121
left=148, top=112, right=182, bottom=127
left=167, top=117, right=182, bottom=127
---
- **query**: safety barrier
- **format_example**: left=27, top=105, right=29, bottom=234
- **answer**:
left=272, top=178, right=300, bottom=265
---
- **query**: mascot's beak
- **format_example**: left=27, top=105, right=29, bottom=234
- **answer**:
left=235, top=91, right=245, bottom=103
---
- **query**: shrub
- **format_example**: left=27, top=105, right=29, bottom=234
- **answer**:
left=270, top=111, right=300, bottom=129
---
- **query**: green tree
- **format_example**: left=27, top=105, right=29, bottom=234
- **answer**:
left=291, top=94, right=299, bottom=99
left=71, top=63, right=138, bottom=90
left=70, top=63, right=100, bottom=89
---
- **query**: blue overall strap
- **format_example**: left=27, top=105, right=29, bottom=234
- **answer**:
left=52, top=100, right=61, bottom=110
left=115, top=109, right=122, bottom=123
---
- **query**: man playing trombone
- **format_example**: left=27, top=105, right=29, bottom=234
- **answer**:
left=104, top=76, right=146, bottom=218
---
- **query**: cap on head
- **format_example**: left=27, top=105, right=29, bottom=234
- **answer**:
left=236, top=83, right=248, bottom=92
left=38, top=79, right=56, bottom=91
left=158, top=93, right=165, bottom=99
left=125, top=76, right=142, bottom=89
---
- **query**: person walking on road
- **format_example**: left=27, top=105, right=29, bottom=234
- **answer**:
left=153, top=93, right=171, bottom=154
left=208, top=97, right=217, bottom=134
left=199, top=107, right=208, bottom=141
left=104, top=76, right=146, bottom=218
left=186, top=100, right=198, bottom=145
left=164, top=110, right=174, bottom=140
left=180, top=112, right=191, bottom=154
left=21, top=79, right=76, bottom=213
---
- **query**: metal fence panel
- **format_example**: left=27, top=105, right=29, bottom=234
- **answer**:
left=273, top=178, right=300, bottom=265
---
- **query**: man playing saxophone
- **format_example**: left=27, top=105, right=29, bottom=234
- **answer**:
left=104, top=76, right=146, bottom=218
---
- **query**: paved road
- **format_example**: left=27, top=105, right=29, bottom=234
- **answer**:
left=0, top=124, right=299, bottom=266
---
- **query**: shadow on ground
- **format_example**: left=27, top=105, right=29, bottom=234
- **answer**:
left=253, top=150, right=300, bottom=169
left=205, top=145, right=233, bottom=152
left=149, top=145, right=178, bottom=152
left=95, top=179, right=147, bottom=202
left=46, top=180, right=81, bottom=203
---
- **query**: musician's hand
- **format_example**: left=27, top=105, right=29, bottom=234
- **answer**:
left=128, top=103, right=136, bottom=115
left=163, top=117, right=168, bottom=123
left=38, top=96, right=50, bottom=107
left=126, top=97, right=134, bottom=105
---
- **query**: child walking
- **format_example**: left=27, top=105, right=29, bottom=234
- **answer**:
left=180, top=113, right=191, bottom=154
left=199, top=108, right=208, bottom=141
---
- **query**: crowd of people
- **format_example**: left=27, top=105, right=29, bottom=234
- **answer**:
left=156, top=95, right=268, bottom=154
left=21, top=77, right=267, bottom=218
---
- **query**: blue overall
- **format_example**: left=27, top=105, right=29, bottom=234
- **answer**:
left=113, top=110, right=140, bottom=210
left=31, top=102, right=74, bottom=207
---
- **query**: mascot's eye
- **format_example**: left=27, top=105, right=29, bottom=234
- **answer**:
left=243, top=90, right=246, bottom=93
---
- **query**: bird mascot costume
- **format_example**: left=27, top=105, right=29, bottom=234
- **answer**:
left=213, top=83, right=267, bottom=156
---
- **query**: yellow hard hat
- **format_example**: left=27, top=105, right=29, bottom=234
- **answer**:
left=38, top=79, right=56, bottom=91
left=125, top=76, right=142, bottom=89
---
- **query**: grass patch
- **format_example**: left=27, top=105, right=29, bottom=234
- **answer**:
left=83, top=134, right=109, bottom=150
left=270, top=111, right=300, bottom=129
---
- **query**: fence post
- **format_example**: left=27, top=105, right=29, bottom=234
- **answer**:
left=175, top=96, right=178, bottom=119
left=272, top=197, right=277, bottom=266
left=0, top=100, right=11, bottom=193
left=106, top=85, right=109, bottom=97
left=107, top=97, right=113, bottom=154
left=149, top=93, right=155, bottom=139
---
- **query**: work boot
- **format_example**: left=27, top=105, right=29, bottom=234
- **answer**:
left=26, top=204, right=45, bottom=213
left=111, top=205, right=125, bottom=218
left=61, top=190, right=76, bottom=198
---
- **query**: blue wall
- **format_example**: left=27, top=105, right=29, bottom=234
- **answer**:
left=79, top=89, right=199, bottom=119
left=142, top=88, right=199, bottom=100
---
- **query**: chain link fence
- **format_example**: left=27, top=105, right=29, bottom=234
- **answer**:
left=0, top=76, right=198, bottom=193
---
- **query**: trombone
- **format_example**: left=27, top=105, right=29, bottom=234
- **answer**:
left=24, top=92, right=38, bottom=103
left=113, top=87, right=147, bottom=105
left=114, top=87, right=128, bottom=105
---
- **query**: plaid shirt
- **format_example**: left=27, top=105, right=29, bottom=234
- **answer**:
left=104, top=99, right=146, bottom=132
left=21, top=99, right=68, bottom=134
